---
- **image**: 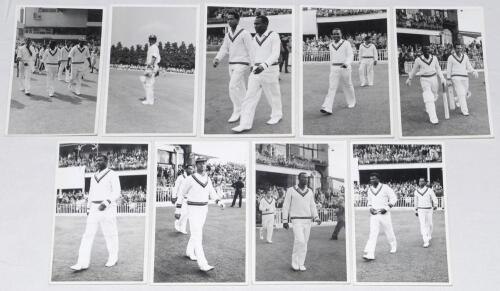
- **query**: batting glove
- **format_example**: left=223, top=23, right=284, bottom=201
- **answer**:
left=380, top=208, right=387, bottom=215
left=433, top=206, right=437, bottom=210
left=369, top=208, right=377, bottom=215
left=415, top=211, right=419, bottom=217
left=283, top=222, right=289, bottom=230
left=98, top=203, right=107, bottom=211
left=174, top=213, right=180, bottom=220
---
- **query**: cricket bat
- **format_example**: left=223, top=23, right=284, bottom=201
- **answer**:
left=442, top=83, right=450, bottom=119
left=447, top=83, right=456, bottom=110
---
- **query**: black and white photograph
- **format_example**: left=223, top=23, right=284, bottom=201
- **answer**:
left=203, top=6, right=294, bottom=135
left=254, top=142, right=348, bottom=282
left=104, top=5, right=198, bottom=135
left=7, top=7, right=104, bottom=135
left=301, top=8, right=392, bottom=136
left=351, top=143, right=450, bottom=284
left=152, top=142, right=247, bottom=283
left=396, top=8, right=492, bottom=137
left=50, top=143, right=149, bottom=283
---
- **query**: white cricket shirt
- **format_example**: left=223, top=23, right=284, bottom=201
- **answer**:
left=216, top=26, right=253, bottom=65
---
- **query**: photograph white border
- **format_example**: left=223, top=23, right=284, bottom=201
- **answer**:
left=101, top=4, right=200, bottom=137
left=4, top=5, right=107, bottom=137
left=149, top=140, right=250, bottom=286
left=392, top=6, right=495, bottom=139
left=200, top=2, right=296, bottom=138
left=298, top=6, right=395, bottom=139
left=48, top=139, right=152, bottom=285
left=349, top=140, right=453, bottom=286
left=251, top=139, right=351, bottom=285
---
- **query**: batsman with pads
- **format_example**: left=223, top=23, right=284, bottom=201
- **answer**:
left=414, top=178, right=438, bottom=248
left=140, top=34, right=161, bottom=105
left=282, top=173, right=321, bottom=271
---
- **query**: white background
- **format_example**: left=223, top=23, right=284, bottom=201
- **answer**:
left=0, top=0, right=499, bottom=290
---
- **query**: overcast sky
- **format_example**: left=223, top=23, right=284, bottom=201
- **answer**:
left=192, top=143, right=248, bottom=164
left=111, top=7, right=198, bottom=47
left=457, top=8, right=483, bottom=34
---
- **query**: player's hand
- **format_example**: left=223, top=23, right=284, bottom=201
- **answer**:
left=369, top=208, right=377, bottom=215
left=314, top=218, right=322, bottom=225
left=174, top=213, right=180, bottom=219
left=171, top=197, right=177, bottom=204
left=473, top=71, right=479, bottom=78
left=405, top=78, right=411, bottom=86
left=447, top=79, right=452, bottom=86
left=265, top=208, right=269, bottom=211
left=341, top=64, right=347, bottom=68
left=283, top=222, right=289, bottom=230
left=66, top=65, right=71, bottom=70
left=415, top=211, right=419, bottom=217
left=98, top=203, right=107, bottom=211
left=374, top=60, right=377, bottom=66
left=213, top=58, right=219, bottom=68
left=380, top=208, right=387, bottom=214
left=253, top=65, right=265, bottom=74
left=433, top=206, right=437, bottom=210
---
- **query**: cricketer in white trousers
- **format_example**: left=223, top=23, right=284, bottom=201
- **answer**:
left=450, top=76, right=470, bottom=114
left=419, top=76, right=440, bottom=123
left=364, top=212, right=397, bottom=258
left=18, top=61, right=34, bottom=93
left=417, top=208, right=434, bottom=243
left=186, top=204, right=209, bottom=267
left=261, top=213, right=274, bottom=242
left=359, top=58, right=375, bottom=86
left=174, top=198, right=189, bottom=233
left=45, top=64, right=59, bottom=96
left=70, top=63, right=87, bottom=95
left=76, top=203, right=119, bottom=267
left=291, top=219, right=312, bottom=269
left=58, top=62, right=71, bottom=82
left=227, top=63, right=250, bottom=117
left=322, top=65, right=356, bottom=111
left=239, top=65, right=281, bottom=129
left=140, top=65, right=158, bottom=104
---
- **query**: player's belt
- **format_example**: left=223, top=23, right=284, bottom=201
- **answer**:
left=420, top=73, right=436, bottom=78
left=261, top=212, right=275, bottom=215
left=45, top=62, right=58, bottom=65
left=91, top=200, right=103, bottom=204
left=255, top=62, right=279, bottom=66
left=187, top=201, right=208, bottom=206
left=361, top=56, right=374, bottom=58
left=417, top=207, right=432, bottom=209
left=60, top=59, right=68, bottom=62
left=229, top=62, right=249, bottom=65
left=176, top=204, right=182, bottom=208
left=71, top=62, right=84, bottom=64
left=290, top=216, right=313, bottom=220
left=451, top=74, right=469, bottom=78
left=331, top=63, right=344, bottom=66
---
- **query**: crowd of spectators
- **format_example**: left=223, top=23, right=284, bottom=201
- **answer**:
left=303, top=32, right=387, bottom=54
left=59, top=148, right=148, bottom=173
left=396, top=9, right=456, bottom=30
left=256, top=148, right=316, bottom=171
left=56, top=186, right=147, bottom=205
left=208, top=7, right=291, bottom=23
left=313, top=9, right=386, bottom=17
left=353, top=144, right=442, bottom=165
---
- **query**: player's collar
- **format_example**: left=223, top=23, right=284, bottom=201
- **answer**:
left=49, top=49, right=58, bottom=56
left=362, top=43, right=371, bottom=48
left=78, top=46, right=86, bottom=53
left=417, top=186, right=429, bottom=196
left=420, top=55, right=434, bottom=66
left=255, top=30, right=273, bottom=46
left=331, top=40, right=344, bottom=51
left=65, top=47, right=71, bottom=52
left=294, top=185, right=309, bottom=197
left=369, top=183, right=383, bottom=196
left=94, top=168, right=111, bottom=183
left=192, top=173, right=208, bottom=188
left=228, top=26, right=244, bottom=42
left=264, top=196, right=274, bottom=204
left=452, top=53, right=464, bottom=63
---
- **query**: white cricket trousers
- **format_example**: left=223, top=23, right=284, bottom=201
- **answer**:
left=417, top=208, right=434, bottom=243
left=228, top=64, right=249, bottom=116
left=45, top=65, right=58, bottom=95
left=451, top=76, right=470, bottom=115
left=359, top=58, right=375, bottom=86
left=70, top=63, right=87, bottom=94
left=76, top=203, right=119, bottom=267
left=364, top=212, right=397, bottom=258
left=291, top=219, right=312, bottom=269
left=58, top=61, right=70, bottom=82
left=261, top=213, right=274, bottom=242
left=239, top=66, right=282, bottom=128
left=322, top=65, right=356, bottom=111
left=186, top=204, right=209, bottom=268
left=419, top=76, right=439, bottom=123
left=18, top=61, right=34, bottom=93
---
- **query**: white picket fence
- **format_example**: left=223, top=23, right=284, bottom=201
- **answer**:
left=404, top=58, right=484, bottom=74
left=354, top=196, right=445, bottom=208
left=303, top=49, right=388, bottom=63
left=262, top=208, right=339, bottom=228
left=56, top=202, right=147, bottom=216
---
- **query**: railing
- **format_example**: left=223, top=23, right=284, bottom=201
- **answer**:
left=403, top=58, right=484, bottom=74
left=257, top=207, right=339, bottom=227
left=156, top=185, right=246, bottom=203
left=353, top=196, right=445, bottom=208
left=55, top=202, right=147, bottom=215
left=303, top=49, right=388, bottom=63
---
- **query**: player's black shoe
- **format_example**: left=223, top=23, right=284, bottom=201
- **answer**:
left=320, top=109, right=332, bottom=115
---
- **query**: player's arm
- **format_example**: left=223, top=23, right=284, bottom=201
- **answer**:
left=344, top=43, right=354, bottom=67
left=258, top=198, right=266, bottom=212
left=67, top=48, right=74, bottom=68
left=446, top=56, right=453, bottom=85
left=406, top=59, right=421, bottom=85
left=387, top=186, right=397, bottom=209
left=310, top=193, right=321, bottom=224
left=430, top=189, right=438, bottom=210
left=435, top=58, right=445, bottom=84
left=208, top=179, right=224, bottom=208
left=414, top=190, right=419, bottom=216
left=281, top=188, right=292, bottom=228
left=243, top=31, right=256, bottom=66
left=85, top=48, right=91, bottom=67
left=466, top=56, right=479, bottom=78
left=214, top=35, right=229, bottom=66
left=263, top=33, right=281, bottom=70
left=373, top=45, right=378, bottom=65
left=172, top=176, right=182, bottom=201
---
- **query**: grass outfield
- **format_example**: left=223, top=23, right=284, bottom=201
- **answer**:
left=204, top=54, right=292, bottom=135
left=8, top=70, right=98, bottom=134
left=154, top=204, right=246, bottom=283
left=399, top=72, right=491, bottom=136
left=355, top=209, right=449, bottom=283
left=106, top=69, right=194, bottom=134
left=303, top=62, right=391, bottom=136
left=255, top=225, right=347, bottom=282
left=51, top=216, right=146, bottom=282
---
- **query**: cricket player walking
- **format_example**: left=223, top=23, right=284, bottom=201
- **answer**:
left=173, top=165, right=194, bottom=234
left=140, top=34, right=161, bottom=105
left=446, top=43, right=479, bottom=116
left=71, top=155, right=121, bottom=271
left=405, top=46, right=446, bottom=124
left=363, top=173, right=397, bottom=261
left=16, top=38, right=37, bottom=95
left=320, top=28, right=356, bottom=115
left=178, top=157, right=225, bottom=272
left=42, top=41, right=60, bottom=97
left=232, top=15, right=283, bottom=133
left=58, top=42, right=72, bottom=82
left=67, top=37, right=91, bottom=95
left=414, top=178, right=438, bottom=248
left=258, top=190, right=276, bottom=243
left=213, top=10, right=254, bottom=123
left=358, top=36, right=378, bottom=87
left=282, top=173, right=321, bottom=271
